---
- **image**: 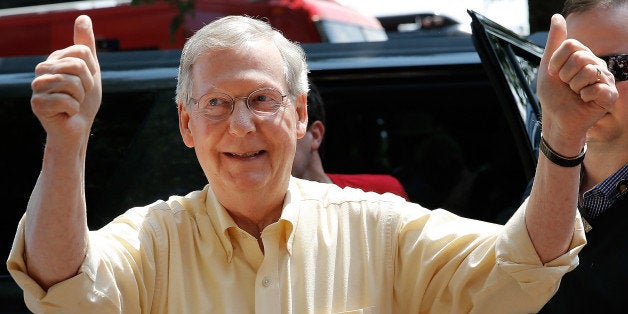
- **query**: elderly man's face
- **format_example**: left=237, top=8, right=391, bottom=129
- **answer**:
left=179, top=39, right=307, bottom=202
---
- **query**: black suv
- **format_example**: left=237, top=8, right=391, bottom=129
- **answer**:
left=0, top=11, right=542, bottom=312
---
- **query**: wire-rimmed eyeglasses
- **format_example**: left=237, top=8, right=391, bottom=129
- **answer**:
left=189, top=87, right=288, bottom=121
left=600, top=54, right=628, bottom=82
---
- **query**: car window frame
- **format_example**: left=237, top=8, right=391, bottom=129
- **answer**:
left=468, top=9, right=543, bottom=182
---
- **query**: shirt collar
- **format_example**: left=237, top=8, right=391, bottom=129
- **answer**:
left=581, top=164, right=628, bottom=220
left=278, top=177, right=303, bottom=255
left=203, top=178, right=304, bottom=261
left=203, top=185, right=239, bottom=262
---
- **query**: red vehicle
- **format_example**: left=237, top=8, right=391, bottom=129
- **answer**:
left=0, top=0, right=386, bottom=57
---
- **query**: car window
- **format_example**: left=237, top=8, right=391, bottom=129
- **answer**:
left=0, top=86, right=205, bottom=271
left=310, top=61, right=530, bottom=223
left=0, top=87, right=189, bottom=312
left=86, top=89, right=206, bottom=227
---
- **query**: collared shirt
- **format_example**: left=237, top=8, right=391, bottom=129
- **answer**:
left=580, top=164, right=628, bottom=220
left=7, top=177, right=586, bottom=314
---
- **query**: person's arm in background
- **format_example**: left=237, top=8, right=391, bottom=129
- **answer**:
left=24, top=15, right=101, bottom=289
left=525, top=14, right=617, bottom=263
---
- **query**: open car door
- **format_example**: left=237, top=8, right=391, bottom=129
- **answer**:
left=468, top=9, right=543, bottom=183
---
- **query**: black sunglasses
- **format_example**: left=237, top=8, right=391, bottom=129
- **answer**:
left=600, top=54, right=628, bottom=82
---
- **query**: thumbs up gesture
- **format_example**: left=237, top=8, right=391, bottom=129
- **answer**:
left=536, top=14, right=618, bottom=152
left=31, top=15, right=101, bottom=149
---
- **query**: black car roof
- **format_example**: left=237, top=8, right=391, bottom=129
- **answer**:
left=0, top=34, right=483, bottom=96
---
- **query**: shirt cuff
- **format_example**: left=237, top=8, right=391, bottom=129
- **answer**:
left=495, top=197, right=586, bottom=297
left=6, top=215, right=99, bottom=312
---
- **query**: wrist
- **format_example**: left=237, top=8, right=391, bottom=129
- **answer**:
left=539, top=133, right=586, bottom=167
left=538, top=119, right=587, bottom=156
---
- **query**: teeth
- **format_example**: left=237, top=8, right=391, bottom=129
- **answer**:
left=231, top=151, right=261, bottom=157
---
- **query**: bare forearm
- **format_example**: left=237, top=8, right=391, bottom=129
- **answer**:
left=25, top=141, right=89, bottom=289
left=525, top=136, right=582, bottom=263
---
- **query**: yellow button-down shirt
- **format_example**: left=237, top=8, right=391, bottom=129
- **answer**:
left=8, top=177, right=585, bottom=313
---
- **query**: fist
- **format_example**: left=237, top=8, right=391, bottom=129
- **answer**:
left=536, top=14, right=618, bottom=146
left=31, top=15, right=101, bottom=145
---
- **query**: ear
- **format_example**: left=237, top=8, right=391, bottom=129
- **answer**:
left=178, top=103, right=195, bottom=148
left=308, top=120, right=325, bottom=150
left=295, top=93, right=308, bottom=139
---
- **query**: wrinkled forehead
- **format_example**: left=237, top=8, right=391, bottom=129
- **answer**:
left=190, top=41, right=288, bottom=92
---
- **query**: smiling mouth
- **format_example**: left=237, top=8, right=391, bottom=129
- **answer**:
left=226, top=151, right=264, bottom=158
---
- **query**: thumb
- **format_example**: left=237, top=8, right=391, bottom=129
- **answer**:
left=73, top=15, right=97, bottom=57
left=541, top=14, right=567, bottom=75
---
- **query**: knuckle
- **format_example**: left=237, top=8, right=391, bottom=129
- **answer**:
left=73, top=45, right=94, bottom=66
left=30, top=94, right=50, bottom=115
left=572, top=51, right=590, bottom=67
left=34, top=61, right=53, bottom=76
left=67, top=57, right=88, bottom=73
left=31, top=75, right=50, bottom=92
left=608, top=88, right=619, bottom=102
left=30, top=94, right=43, bottom=108
left=606, top=72, right=616, bottom=84
left=35, top=57, right=89, bottom=77
left=75, top=44, right=92, bottom=56
left=569, top=81, right=579, bottom=91
left=562, top=39, right=583, bottom=52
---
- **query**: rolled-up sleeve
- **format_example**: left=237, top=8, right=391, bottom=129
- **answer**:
left=393, top=198, right=586, bottom=313
left=7, top=209, right=155, bottom=314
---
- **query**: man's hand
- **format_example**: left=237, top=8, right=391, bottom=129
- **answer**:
left=30, top=15, right=101, bottom=149
left=536, top=14, right=618, bottom=152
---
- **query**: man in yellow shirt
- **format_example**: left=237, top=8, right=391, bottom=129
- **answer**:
left=7, top=13, right=616, bottom=313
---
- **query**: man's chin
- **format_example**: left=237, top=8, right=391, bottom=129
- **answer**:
left=226, top=173, right=271, bottom=191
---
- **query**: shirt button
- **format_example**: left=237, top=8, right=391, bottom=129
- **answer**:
left=262, top=277, right=271, bottom=287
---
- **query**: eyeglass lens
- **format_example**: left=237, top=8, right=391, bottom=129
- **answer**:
left=601, top=54, right=628, bottom=82
left=195, top=88, right=285, bottom=120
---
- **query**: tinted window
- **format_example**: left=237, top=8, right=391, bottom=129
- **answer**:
left=0, top=87, right=204, bottom=277
left=86, top=89, right=205, bottom=228
left=311, top=63, right=529, bottom=222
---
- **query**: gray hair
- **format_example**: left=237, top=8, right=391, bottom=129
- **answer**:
left=175, top=15, right=310, bottom=107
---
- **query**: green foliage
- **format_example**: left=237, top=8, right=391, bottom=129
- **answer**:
left=131, top=0, right=195, bottom=42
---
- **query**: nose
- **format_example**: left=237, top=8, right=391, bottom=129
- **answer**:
left=228, top=98, right=256, bottom=136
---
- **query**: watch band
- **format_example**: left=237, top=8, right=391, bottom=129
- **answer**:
left=539, top=134, right=586, bottom=167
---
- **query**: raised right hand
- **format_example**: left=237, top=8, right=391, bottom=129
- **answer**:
left=536, top=14, right=618, bottom=153
left=30, top=15, right=101, bottom=149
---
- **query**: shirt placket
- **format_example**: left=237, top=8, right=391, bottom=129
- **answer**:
left=255, top=226, right=282, bottom=313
